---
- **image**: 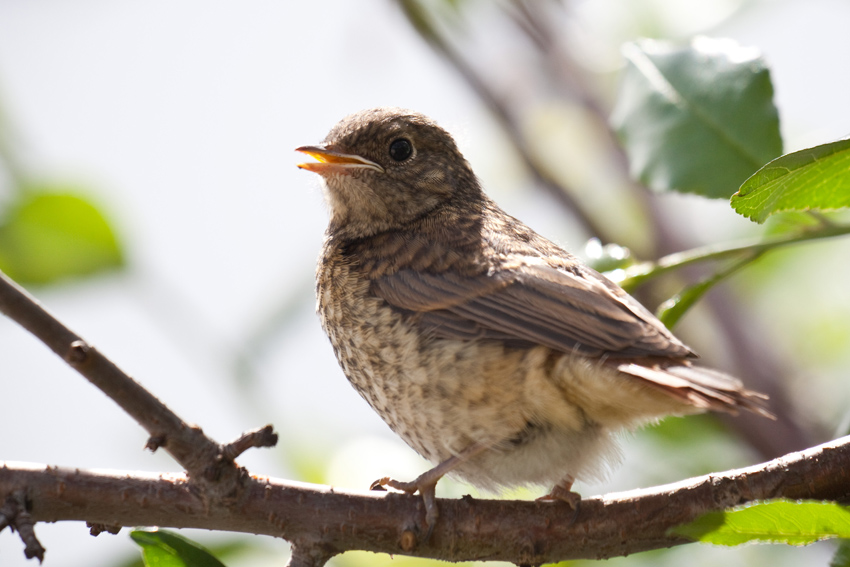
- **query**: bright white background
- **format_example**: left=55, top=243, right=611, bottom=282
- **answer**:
left=1, top=1, right=849, bottom=566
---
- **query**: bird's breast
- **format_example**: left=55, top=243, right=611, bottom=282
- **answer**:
left=316, top=243, right=543, bottom=461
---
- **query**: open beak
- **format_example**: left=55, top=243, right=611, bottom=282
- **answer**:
left=296, top=145, right=384, bottom=174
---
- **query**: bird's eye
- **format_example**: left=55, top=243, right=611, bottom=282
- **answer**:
left=388, top=138, right=413, bottom=162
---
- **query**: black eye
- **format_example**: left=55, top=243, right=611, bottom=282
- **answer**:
left=388, top=138, right=413, bottom=162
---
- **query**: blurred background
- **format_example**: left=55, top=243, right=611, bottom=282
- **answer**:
left=1, top=1, right=850, bottom=566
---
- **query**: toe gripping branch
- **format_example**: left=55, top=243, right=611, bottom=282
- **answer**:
left=369, top=443, right=491, bottom=542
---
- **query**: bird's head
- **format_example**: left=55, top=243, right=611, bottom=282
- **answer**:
left=297, top=107, right=480, bottom=238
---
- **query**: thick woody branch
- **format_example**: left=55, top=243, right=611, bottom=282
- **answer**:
left=0, top=271, right=272, bottom=489
left=3, top=436, right=850, bottom=564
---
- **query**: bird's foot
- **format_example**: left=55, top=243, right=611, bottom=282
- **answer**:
left=537, top=485, right=581, bottom=509
left=369, top=444, right=489, bottom=540
left=371, top=474, right=439, bottom=540
left=537, top=477, right=581, bottom=524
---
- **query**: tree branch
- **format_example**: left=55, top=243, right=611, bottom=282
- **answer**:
left=5, top=264, right=843, bottom=564
left=0, top=270, right=274, bottom=493
left=3, top=436, right=850, bottom=564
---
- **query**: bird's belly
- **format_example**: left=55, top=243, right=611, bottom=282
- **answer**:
left=319, top=276, right=524, bottom=458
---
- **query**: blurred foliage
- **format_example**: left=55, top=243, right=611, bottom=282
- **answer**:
left=654, top=252, right=758, bottom=328
left=0, top=188, right=123, bottom=284
left=611, top=37, right=782, bottom=199
left=0, top=95, right=125, bottom=285
left=671, top=500, right=850, bottom=546
left=831, top=540, right=850, bottom=567
left=584, top=237, right=634, bottom=272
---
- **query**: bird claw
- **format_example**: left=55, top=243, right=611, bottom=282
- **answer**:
left=368, top=445, right=489, bottom=541
left=538, top=482, right=582, bottom=525
left=371, top=476, right=419, bottom=494
left=370, top=475, right=440, bottom=540
left=537, top=485, right=581, bottom=509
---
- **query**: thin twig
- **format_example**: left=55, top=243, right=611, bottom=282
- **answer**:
left=0, top=271, right=234, bottom=486
left=221, top=425, right=279, bottom=462
left=1, top=491, right=46, bottom=562
left=618, top=221, right=850, bottom=291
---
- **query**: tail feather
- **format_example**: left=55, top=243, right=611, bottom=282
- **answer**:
left=617, top=361, right=775, bottom=419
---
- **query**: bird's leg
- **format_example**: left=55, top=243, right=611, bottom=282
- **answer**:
left=371, top=442, right=489, bottom=537
left=537, top=474, right=581, bottom=511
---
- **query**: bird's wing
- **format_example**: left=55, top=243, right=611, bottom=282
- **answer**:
left=372, top=258, right=694, bottom=358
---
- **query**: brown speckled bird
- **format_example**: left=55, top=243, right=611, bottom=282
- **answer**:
left=296, top=107, right=772, bottom=530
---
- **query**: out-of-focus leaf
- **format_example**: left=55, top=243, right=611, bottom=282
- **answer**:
left=585, top=238, right=633, bottom=272
left=398, top=0, right=442, bottom=44
left=761, top=211, right=824, bottom=237
left=118, top=535, right=253, bottom=567
left=656, top=278, right=715, bottom=329
left=670, top=500, right=850, bottom=546
left=611, top=37, right=782, bottom=198
left=656, top=253, right=758, bottom=328
left=830, top=539, right=850, bottom=567
left=130, top=529, right=228, bottom=567
left=398, top=0, right=465, bottom=43
left=0, top=189, right=123, bottom=284
left=731, top=138, right=850, bottom=223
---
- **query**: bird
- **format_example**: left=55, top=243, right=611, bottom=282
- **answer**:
left=296, top=107, right=772, bottom=533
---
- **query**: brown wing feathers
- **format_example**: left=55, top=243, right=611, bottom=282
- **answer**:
left=360, top=214, right=771, bottom=418
left=374, top=263, right=691, bottom=358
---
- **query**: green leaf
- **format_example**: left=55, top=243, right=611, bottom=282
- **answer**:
left=656, top=252, right=760, bottom=328
left=731, top=138, right=850, bottom=223
left=656, top=277, right=716, bottom=329
left=130, top=529, right=228, bottom=567
left=611, top=37, right=782, bottom=198
left=0, top=189, right=124, bottom=284
left=670, top=500, right=850, bottom=546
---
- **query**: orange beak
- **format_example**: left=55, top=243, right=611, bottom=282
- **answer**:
left=296, top=145, right=384, bottom=174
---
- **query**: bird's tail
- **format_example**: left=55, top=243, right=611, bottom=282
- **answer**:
left=617, top=360, right=775, bottom=419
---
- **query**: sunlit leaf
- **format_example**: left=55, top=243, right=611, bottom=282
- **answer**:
left=130, top=529, right=228, bottom=567
left=731, top=138, right=850, bottom=223
left=0, top=188, right=124, bottom=284
left=611, top=37, right=782, bottom=198
left=670, top=500, right=850, bottom=546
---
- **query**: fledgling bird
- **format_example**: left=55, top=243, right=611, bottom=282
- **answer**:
left=296, top=107, right=772, bottom=530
